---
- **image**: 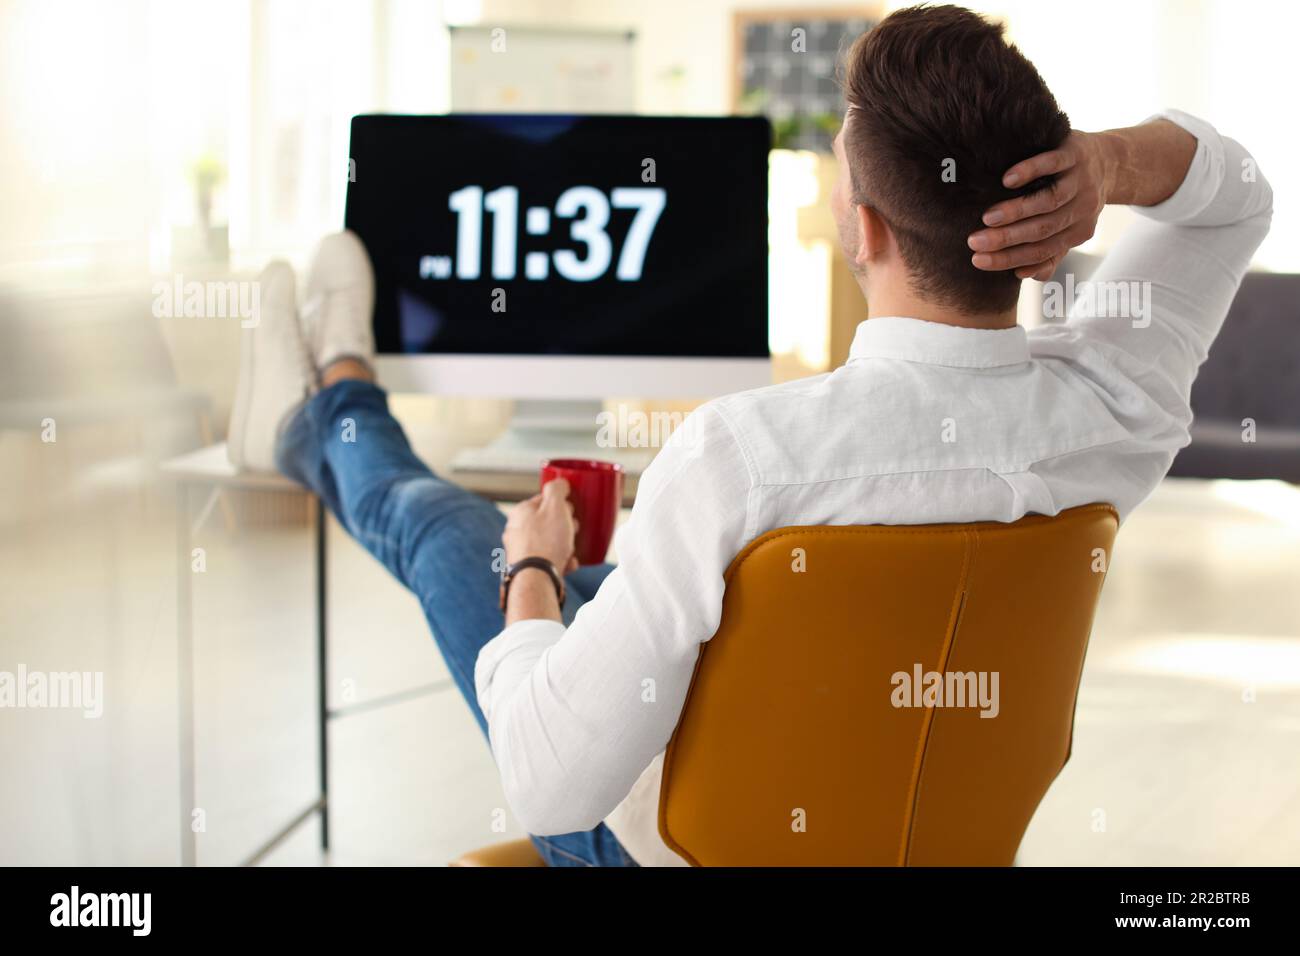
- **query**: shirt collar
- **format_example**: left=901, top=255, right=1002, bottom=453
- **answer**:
left=846, top=316, right=1030, bottom=369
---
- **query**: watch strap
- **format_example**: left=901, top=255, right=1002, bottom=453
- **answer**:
left=499, top=556, right=566, bottom=612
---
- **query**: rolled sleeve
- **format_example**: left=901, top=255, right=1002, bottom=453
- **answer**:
left=1132, top=109, right=1271, bottom=230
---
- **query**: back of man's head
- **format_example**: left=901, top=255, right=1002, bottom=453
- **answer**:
left=841, top=4, right=1070, bottom=315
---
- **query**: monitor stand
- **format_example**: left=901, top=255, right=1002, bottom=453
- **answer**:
left=449, top=399, right=657, bottom=477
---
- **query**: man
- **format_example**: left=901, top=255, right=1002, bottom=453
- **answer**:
left=227, top=4, right=1271, bottom=866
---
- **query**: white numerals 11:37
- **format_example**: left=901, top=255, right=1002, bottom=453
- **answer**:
left=447, top=185, right=667, bottom=282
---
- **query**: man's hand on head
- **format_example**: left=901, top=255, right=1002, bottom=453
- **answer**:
left=967, top=130, right=1116, bottom=282
left=504, top=477, right=580, bottom=574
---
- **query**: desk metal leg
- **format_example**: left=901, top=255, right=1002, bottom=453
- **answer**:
left=177, top=483, right=197, bottom=867
left=316, top=497, right=330, bottom=852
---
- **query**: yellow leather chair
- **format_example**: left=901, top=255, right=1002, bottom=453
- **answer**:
left=453, top=503, right=1118, bottom=867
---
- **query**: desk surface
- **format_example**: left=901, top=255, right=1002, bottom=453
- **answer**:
left=161, top=442, right=298, bottom=489
left=160, top=441, right=641, bottom=506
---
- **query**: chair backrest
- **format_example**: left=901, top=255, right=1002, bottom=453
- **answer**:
left=658, top=503, right=1119, bottom=866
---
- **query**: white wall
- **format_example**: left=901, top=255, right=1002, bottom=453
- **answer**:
left=3, top=0, right=1292, bottom=278
left=481, top=0, right=1297, bottom=270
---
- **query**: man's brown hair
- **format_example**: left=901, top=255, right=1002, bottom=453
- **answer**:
left=840, top=4, right=1070, bottom=314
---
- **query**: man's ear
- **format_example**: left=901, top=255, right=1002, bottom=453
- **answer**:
left=857, top=203, right=892, bottom=265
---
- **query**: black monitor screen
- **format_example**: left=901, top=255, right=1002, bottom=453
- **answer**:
left=344, top=114, right=770, bottom=358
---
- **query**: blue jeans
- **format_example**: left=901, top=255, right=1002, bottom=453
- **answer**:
left=275, top=380, right=638, bottom=867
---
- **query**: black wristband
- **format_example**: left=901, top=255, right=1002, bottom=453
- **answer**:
left=499, top=556, right=566, bottom=613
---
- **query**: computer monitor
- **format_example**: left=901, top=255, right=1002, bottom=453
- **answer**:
left=344, top=114, right=771, bottom=401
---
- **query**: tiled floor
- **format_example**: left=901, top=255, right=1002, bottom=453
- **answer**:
left=1, top=470, right=1297, bottom=866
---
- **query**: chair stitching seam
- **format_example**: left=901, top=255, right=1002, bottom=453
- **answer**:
left=898, top=529, right=975, bottom=866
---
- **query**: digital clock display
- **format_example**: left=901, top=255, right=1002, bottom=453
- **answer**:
left=429, top=184, right=666, bottom=283
left=345, top=114, right=770, bottom=358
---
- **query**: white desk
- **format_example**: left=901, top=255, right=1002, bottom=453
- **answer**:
left=160, top=444, right=324, bottom=867
left=159, top=441, right=639, bottom=866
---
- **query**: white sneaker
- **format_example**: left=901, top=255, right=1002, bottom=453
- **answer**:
left=227, top=261, right=315, bottom=472
left=301, top=230, right=376, bottom=374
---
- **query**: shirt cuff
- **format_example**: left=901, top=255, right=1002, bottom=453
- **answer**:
left=474, top=618, right=567, bottom=720
left=1131, top=109, right=1226, bottom=224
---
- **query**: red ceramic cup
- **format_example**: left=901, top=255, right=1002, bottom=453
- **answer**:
left=539, top=458, right=625, bottom=566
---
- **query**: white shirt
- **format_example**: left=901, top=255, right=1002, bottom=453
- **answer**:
left=473, top=110, right=1273, bottom=866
